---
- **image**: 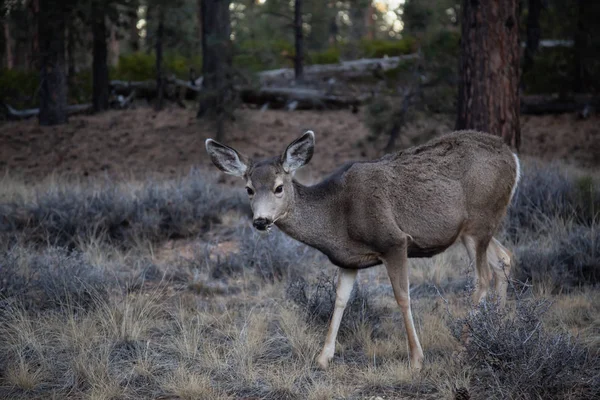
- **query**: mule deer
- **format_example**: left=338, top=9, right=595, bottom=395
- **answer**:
left=205, top=130, right=520, bottom=370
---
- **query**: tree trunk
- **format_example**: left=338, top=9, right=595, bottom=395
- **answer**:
left=145, top=1, right=153, bottom=54
left=197, top=0, right=232, bottom=141
left=523, top=0, right=542, bottom=77
left=456, top=0, right=521, bottom=150
left=155, top=7, right=165, bottom=111
left=109, top=23, right=120, bottom=66
left=28, top=0, right=40, bottom=69
left=128, top=0, right=140, bottom=52
left=3, top=21, right=14, bottom=69
left=294, top=0, right=304, bottom=83
left=365, top=3, right=374, bottom=40
left=38, top=0, right=68, bottom=126
left=197, top=0, right=203, bottom=46
left=573, top=0, right=589, bottom=93
left=92, top=0, right=110, bottom=112
left=66, top=20, right=76, bottom=80
left=350, top=2, right=366, bottom=42
left=328, top=0, right=338, bottom=46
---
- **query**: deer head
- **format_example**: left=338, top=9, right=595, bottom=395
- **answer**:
left=205, top=131, right=315, bottom=231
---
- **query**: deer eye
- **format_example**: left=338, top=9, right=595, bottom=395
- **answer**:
left=274, top=185, right=284, bottom=194
left=246, top=187, right=254, bottom=196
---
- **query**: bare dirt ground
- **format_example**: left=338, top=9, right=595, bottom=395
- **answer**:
left=1, top=107, right=598, bottom=183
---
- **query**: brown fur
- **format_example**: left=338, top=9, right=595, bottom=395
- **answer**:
left=277, top=131, right=516, bottom=268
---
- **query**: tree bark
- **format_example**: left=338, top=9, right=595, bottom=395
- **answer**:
left=3, top=21, right=13, bottom=69
left=66, top=20, right=76, bottom=80
left=92, top=0, right=110, bottom=112
left=109, top=22, right=120, bottom=66
left=294, top=0, right=303, bottom=83
left=328, top=0, right=338, bottom=46
left=365, top=2, right=374, bottom=40
left=155, top=7, right=165, bottom=111
left=38, top=0, right=68, bottom=126
left=28, top=0, right=40, bottom=69
left=128, top=0, right=140, bottom=52
left=350, top=5, right=365, bottom=41
left=573, top=0, right=589, bottom=93
left=197, top=0, right=232, bottom=140
left=456, top=0, right=521, bottom=150
left=196, top=0, right=202, bottom=46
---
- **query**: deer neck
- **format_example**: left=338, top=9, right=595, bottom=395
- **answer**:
left=275, top=180, right=339, bottom=250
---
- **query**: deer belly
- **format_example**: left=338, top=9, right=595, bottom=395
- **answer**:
left=326, top=251, right=382, bottom=269
left=407, top=242, right=452, bottom=258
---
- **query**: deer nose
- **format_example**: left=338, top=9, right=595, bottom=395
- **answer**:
left=253, top=217, right=272, bottom=231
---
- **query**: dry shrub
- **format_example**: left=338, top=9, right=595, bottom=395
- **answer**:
left=503, top=162, right=600, bottom=290
left=506, top=162, right=599, bottom=236
left=0, top=169, right=248, bottom=248
left=286, top=273, right=384, bottom=343
left=0, top=246, right=110, bottom=311
left=452, top=299, right=600, bottom=400
left=516, top=225, right=600, bottom=291
left=210, top=225, right=322, bottom=282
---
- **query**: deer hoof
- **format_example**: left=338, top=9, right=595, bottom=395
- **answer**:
left=316, top=354, right=331, bottom=370
left=410, top=357, right=423, bottom=371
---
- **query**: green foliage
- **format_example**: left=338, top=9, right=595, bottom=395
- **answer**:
left=111, top=52, right=202, bottom=81
left=112, top=52, right=156, bottom=81
left=234, top=40, right=340, bottom=72
left=522, top=48, right=574, bottom=94
left=144, top=0, right=200, bottom=59
left=234, top=39, right=295, bottom=72
left=69, top=69, right=94, bottom=104
left=165, top=53, right=202, bottom=78
left=358, top=37, right=417, bottom=58
left=307, top=48, right=341, bottom=65
left=0, top=69, right=39, bottom=109
left=402, top=0, right=459, bottom=37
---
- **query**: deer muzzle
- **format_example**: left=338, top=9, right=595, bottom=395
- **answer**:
left=253, top=217, right=273, bottom=231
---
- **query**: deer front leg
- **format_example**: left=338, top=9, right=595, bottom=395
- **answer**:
left=384, top=240, right=424, bottom=370
left=316, top=268, right=358, bottom=370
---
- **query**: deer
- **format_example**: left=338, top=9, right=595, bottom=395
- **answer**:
left=205, top=129, right=520, bottom=370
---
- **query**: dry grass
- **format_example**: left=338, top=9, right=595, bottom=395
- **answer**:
left=0, top=160, right=598, bottom=399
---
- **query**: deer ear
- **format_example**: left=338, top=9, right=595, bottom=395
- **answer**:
left=205, top=139, right=249, bottom=177
left=282, top=130, right=315, bottom=173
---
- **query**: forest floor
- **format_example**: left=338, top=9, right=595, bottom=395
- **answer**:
left=0, top=107, right=599, bottom=399
left=1, top=106, right=599, bottom=183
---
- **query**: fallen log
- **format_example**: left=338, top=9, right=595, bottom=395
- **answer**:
left=521, top=94, right=599, bottom=115
left=239, top=87, right=365, bottom=110
left=110, top=77, right=202, bottom=99
left=258, top=54, right=418, bottom=85
left=1, top=103, right=92, bottom=120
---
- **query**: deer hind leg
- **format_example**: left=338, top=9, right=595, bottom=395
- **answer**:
left=462, top=235, right=493, bottom=305
left=316, top=268, right=357, bottom=370
left=383, top=240, right=424, bottom=370
left=487, top=237, right=512, bottom=307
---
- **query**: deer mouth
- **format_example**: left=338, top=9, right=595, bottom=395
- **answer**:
left=255, top=224, right=272, bottom=232
left=253, top=218, right=273, bottom=232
